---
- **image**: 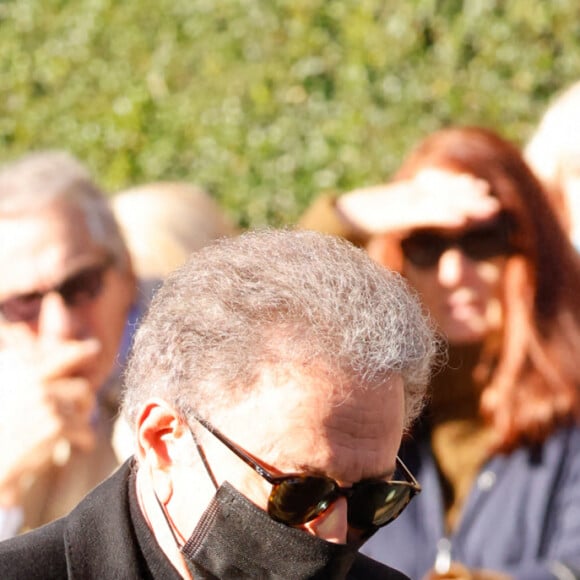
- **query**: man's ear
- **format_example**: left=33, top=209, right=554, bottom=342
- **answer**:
left=136, top=398, right=188, bottom=469
left=136, top=399, right=190, bottom=502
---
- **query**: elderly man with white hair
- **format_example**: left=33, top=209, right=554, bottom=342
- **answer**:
left=0, top=151, right=136, bottom=539
left=0, top=228, right=439, bottom=579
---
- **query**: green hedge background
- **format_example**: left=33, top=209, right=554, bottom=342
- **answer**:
left=1, top=0, right=579, bottom=227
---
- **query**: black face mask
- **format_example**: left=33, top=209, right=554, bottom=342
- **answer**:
left=180, top=482, right=364, bottom=580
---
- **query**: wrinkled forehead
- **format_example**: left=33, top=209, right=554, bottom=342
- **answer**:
left=215, top=368, right=405, bottom=482
left=0, top=205, right=110, bottom=296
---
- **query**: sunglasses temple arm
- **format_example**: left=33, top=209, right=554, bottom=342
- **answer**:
left=395, top=456, right=421, bottom=491
left=187, top=411, right=281, bottom=485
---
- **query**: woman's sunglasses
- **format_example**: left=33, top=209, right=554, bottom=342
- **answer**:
left=191, top=414, right=421, bottom=533
left=401, top=215, right=515, bottom=269
left=0, top=258, right=113, bottom=323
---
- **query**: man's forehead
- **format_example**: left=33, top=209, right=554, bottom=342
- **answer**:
left=231, top=364, right=403, bottom=422
left=219, top=368, right=404, bottom=481
left=0, top=208, right=107, bottom=296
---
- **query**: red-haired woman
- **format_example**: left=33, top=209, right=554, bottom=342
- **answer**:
left=302, top=126, right=580, bottom=579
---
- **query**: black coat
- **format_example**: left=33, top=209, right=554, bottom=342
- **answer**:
left=0, top=461, right=409, bottom=580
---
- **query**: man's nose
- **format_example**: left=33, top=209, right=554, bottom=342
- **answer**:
left=37, top=291, right=83, bottom=340
left=437, top=247, right=469, bottom=286
left=300, top=496, right=349, bottom=544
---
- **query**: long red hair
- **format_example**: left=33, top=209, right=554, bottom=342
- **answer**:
left=384, top=126, right=580, bottom=451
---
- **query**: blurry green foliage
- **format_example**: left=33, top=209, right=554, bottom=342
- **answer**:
left=1, top=0, right=579, bottom=227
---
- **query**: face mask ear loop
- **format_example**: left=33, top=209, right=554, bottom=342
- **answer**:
left=148, top=420, right=215, bottom=549
left=189, top=426, right=220, bottom=491
left=152, top=484, right=185, bottom=548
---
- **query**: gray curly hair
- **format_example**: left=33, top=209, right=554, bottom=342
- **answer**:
left=122, top=229, right=440, bottom=430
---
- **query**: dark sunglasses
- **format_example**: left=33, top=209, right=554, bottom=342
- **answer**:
left=401, top=215, right=514, bottom=269
left=0, top=258, right=113, bottom=323
left=191, top=414, right=420, bottom=532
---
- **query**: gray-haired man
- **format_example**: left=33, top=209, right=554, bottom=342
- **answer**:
left=0, top=229, right=438, bottom=579
left=0, top=151, right=135, bottom=538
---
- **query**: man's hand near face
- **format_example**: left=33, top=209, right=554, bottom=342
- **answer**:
left=0, top=339, right=102, bottom=507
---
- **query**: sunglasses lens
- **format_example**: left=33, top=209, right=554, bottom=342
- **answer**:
left=0, top=262, right=110, bottom=324
left=268, top=476, right=337, bottom=526
left=0, top=293, right=43, bottom=323
left=461, top=224, right=512, bottom=261
left=60, top=265, right=107, bottom=307
left=268, top=476, right=417, bottom=530
left=402, top=216, right=513, bottom=269
left=348, top=482, right=415, bottom=529
left=401, top=233, right=446, bottom=268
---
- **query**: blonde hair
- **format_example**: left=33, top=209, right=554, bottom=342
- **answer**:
left=111, top=182, right=237, bottom=283
left=526, top=81, right=580, bottom=186
left=525, top=81, right=580, bottom=232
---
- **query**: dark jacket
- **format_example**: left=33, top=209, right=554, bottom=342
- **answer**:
left=0, top=461, right=408, bottom=580
left=361, top=425, right=580, bottom=580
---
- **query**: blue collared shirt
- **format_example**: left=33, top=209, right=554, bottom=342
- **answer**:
left=361, top=425, right=580, bottom=579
